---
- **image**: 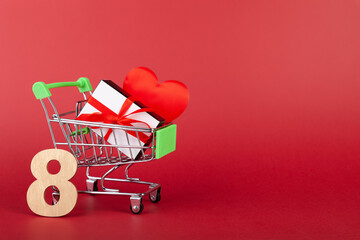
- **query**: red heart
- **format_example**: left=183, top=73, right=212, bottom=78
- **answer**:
left=123, top=67, right=189, bottom=123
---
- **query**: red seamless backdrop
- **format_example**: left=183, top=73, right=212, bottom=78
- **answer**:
left=1, top=0, right=360, bottom=239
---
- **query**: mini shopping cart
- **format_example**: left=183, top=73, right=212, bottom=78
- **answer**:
left=32, top=77, right=177, bottom=214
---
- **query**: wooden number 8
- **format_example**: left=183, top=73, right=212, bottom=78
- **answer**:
left=26, top=149, right=78, bottom=217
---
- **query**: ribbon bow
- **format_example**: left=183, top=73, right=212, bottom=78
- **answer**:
left=76, top=96, right=152, bottom=143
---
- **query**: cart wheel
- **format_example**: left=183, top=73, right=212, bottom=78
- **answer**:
left=86, top=179, right=98, bottom=192
left=130, top=202, right=144, bottom=214
left=93, top=180, right=98, bottom=191
left=149, top=188, right=161, bottom=203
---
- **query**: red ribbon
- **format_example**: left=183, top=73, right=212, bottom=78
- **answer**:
left=76, top=96, right=152, bottom=143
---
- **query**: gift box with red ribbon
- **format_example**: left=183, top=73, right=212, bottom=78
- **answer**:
left=76, top=80, right=165, bottom=159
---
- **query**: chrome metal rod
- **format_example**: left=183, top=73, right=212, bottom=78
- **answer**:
left=100, top=165, right=120, bottom=192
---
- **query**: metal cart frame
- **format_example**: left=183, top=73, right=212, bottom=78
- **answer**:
left=32, top=78, right=177, bottom=214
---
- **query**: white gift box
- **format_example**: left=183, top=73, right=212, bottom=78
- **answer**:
left=77, top=80, right=164, bottom=159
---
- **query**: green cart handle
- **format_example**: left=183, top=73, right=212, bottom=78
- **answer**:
left=32, top=77, right=93, bottom=99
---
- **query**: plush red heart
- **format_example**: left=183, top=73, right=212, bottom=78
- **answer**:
left=123, top=67, right=189, bottom=123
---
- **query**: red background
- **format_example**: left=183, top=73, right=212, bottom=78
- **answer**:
left=1, top=0, right=360, bottom=239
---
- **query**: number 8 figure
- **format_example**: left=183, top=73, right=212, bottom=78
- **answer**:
left=27, top=149, right=78, bottom=217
